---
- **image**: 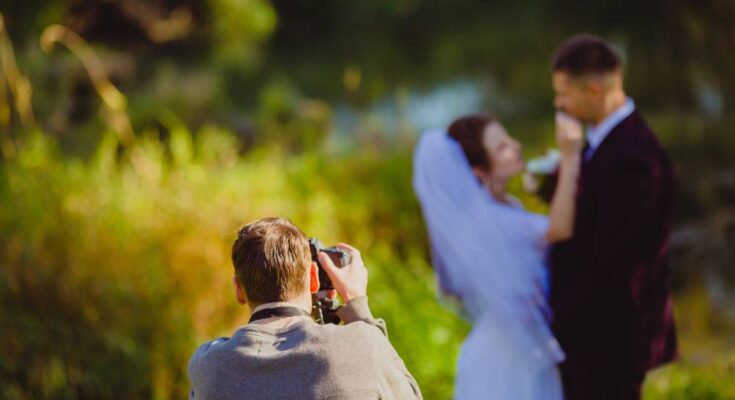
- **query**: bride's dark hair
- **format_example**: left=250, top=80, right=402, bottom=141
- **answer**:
left=448, top=114, right=494, bottom=171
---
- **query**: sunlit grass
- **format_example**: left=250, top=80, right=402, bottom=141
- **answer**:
left=0, top=126, right=467, bottom=399
left=1, top=126, right=733, bottom=399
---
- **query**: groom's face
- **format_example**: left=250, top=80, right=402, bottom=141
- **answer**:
left=552, top=71, right=599, bottom=124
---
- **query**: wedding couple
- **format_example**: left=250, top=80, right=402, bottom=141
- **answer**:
left=413, top=35, right=678, bottom=400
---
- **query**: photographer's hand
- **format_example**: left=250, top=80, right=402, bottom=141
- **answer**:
left=318, top=243, right=368, bottom=302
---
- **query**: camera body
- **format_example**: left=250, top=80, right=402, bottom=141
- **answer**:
left=308, top=238, right=351, bottom=290
left=308, top=238, right=352, bottom=324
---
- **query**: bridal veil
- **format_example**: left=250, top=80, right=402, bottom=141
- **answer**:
left=412, top=130, right=565, bottom=371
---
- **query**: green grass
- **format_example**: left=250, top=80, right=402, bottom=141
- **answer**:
left=1, top=126, right=733, bottom=399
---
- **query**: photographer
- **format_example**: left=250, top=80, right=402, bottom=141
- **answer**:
left=188, top=217, right=423, bottom=400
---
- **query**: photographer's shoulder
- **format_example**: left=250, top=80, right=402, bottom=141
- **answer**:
left=188, top=335, right=234, bottom=379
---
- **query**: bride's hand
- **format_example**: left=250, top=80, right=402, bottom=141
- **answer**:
left=555, top=111, right=584, bottom=158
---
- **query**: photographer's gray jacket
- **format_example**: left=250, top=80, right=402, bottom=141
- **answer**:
left=188, top=297, right=422, bottom=400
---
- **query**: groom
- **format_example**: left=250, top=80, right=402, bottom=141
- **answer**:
left=547, top=35, right=678, bottom=399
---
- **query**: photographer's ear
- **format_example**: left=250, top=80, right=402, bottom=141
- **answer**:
left=232, top=276, right=247, bottom=305
left=309, top=261, right=320, bottom=294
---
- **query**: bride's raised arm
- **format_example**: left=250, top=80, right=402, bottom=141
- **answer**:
left=545, top=112, right=583, bottom=243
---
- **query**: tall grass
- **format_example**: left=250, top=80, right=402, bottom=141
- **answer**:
left=3, top=125, right=735, bottom=399
left=0, top=126, right=468, bottom=399
left=1, top=8, right=733, bottom=399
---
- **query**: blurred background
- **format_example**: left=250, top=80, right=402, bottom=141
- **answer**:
left=1, top=1, right=734, bottom=399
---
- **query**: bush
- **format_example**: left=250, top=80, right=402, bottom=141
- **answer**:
left=0, top=127, right=466, bottom=399
left=2, top=126, right=733, bottom=399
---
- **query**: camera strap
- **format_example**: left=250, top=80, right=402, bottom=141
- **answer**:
left=248, top=306, right=311, bottom=323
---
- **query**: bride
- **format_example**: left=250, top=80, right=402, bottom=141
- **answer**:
left=413, top=112, right=583, bottom=399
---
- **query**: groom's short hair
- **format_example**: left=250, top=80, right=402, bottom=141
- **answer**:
left=552, top=34, right=621, bottom=77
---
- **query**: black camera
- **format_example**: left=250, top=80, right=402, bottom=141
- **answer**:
left=308, top=238, right=351, bottom=290
left=308, top=238, right=351, bottom=324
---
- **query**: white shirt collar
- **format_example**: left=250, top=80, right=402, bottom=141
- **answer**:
left=586, top=97, right=635, bottom=154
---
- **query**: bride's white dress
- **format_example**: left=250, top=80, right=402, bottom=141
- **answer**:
left=413, top=130, right=565, bottom=400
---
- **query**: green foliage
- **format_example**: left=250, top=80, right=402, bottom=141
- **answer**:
left=645, top=352, right=735, bottom=400
left=208, top=0, right=277, bottom=65
left=2, top=125, right=733, bottom=399
left=1, top=2, right=734, bottom=397
left=0, top=127, right=467, bottom=399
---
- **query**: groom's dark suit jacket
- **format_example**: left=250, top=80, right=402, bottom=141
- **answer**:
left=548, top=110, right=678, bottom=375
